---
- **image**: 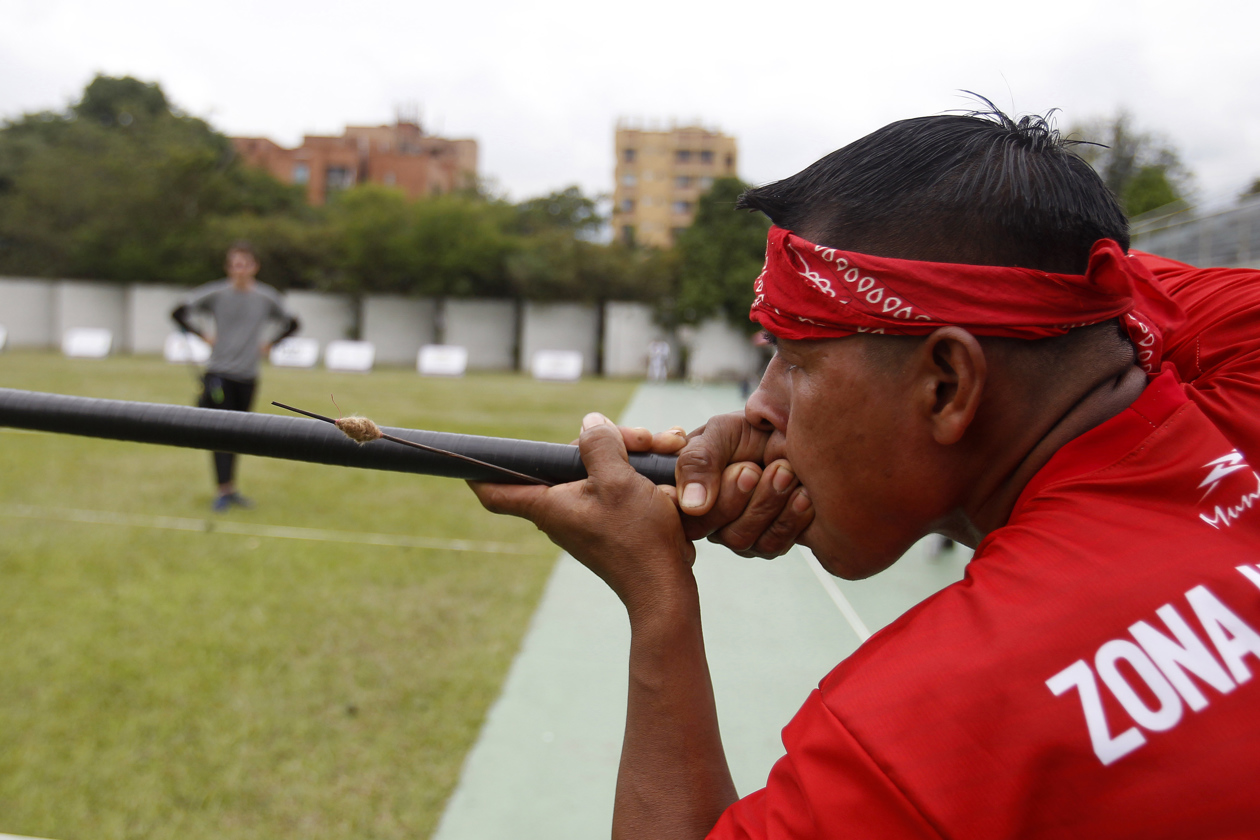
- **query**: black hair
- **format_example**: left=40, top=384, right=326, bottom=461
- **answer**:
left=227, top=240, right=257, bottom=260
left=738, top=98, right=1128, bottom=274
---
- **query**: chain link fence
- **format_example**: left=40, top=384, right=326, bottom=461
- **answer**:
left=1131, top=197, right=1260, bottom=268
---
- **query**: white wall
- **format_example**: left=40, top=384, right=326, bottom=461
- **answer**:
left=603, top=301, right=669, bottom=377
left=284, top=290, right=355, bottom=347
left=521, top=302, right=599, bottom=375
left=362, top=295, right=437, bottom=366
left=0, top=278, right=55, bottom=347
left=0, top=277, right=761, bottom=382
left=686, top=317, right=760, bottom=381
left=443, top=298, right=517, bottom=370
left=56, top=281, right=127, bottom=350
left=127, top=285, right=189, bottom=353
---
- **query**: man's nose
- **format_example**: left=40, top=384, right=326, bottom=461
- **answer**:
left=745, top=356, right=788, bottom=433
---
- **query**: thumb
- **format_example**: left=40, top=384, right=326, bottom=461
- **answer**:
left=675, top=412, right=764, bottom=515
left=578, top=412, right=631, bottom=480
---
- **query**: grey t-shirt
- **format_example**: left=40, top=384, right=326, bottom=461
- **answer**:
left=181, top=280, right=294, bottom=381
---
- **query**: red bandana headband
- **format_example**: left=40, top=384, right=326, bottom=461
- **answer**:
left=750, top=226, right=1185, bottom=373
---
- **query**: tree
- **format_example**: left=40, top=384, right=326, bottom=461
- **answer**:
left=73, top=75, right=172, bottom=127
left=671, top=177, right=769, bottom=329
left=513, top=186, right=603, bottom=237
left=505, top=186, right=676, bottom=303
left=582, top=241, right=672, bottom=303
left=325, top=185, right=418, bottom=294
left=1069, top=112, right=1191, bottom=217
left=1242, top=178, right=1260, bottom=201
left=0, top=75, right=708, bottom=306
left=408, top=193, right=518, bottom=297
left=506, top=186, right=601, bottom=300
left=313, top=185, right=522, bottom=297
left=0, top=75, right=307, bottom=285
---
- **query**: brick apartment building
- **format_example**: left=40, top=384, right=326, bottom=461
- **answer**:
left=232, top=120, right=478, bottom=206
left=611, top=122, right=738, bottom=248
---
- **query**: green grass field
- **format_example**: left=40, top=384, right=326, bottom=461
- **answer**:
left=0, top=351, right=638, bottom=840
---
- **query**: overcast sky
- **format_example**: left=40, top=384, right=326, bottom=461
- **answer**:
left=2, top=0, right=1256, bottom=207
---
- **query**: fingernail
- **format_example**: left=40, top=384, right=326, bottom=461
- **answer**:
left=669, top=426, right=687, bottom=437
left=736, top=466, right=758, bottom=493
left=632, top=426, right=650, bottom=435
left=582, top=412, right=607, bottom=431
left=681, top=482, right=707, bottom=509
left=792, top=488, right=811, bottom=512
left=772, top=464, right=795, bottom=493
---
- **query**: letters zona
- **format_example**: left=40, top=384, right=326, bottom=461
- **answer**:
left=1046, top=565, right=1260, bottom=765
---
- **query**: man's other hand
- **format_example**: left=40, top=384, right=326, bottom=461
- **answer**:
left=470, top=413, right=696, bottom=614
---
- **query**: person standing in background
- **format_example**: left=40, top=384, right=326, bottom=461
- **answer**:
left=171, top=242, right=300, bottom=512
left=648, top=339, right=671, bottom=382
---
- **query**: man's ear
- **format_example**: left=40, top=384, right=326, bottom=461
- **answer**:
left=918, top=327, right=986, bottom=445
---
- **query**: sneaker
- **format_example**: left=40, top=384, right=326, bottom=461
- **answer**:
left=212, top=494, right=232, bottom=513
left=226, top=492, right=254, bottom=510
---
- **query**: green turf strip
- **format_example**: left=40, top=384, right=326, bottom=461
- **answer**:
left=0, top=351, right=636, bottom=840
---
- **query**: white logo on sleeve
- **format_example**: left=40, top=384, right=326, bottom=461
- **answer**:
left=1046, top=567, right=1260, bottom=765
left=1196, top=450, right=1260, bottom=529
left=1199, top=450, right=1249, bottom=500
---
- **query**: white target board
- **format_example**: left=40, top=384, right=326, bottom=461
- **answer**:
left=325, top=340, right=375, bottom=372
left=531, top=349, right=583, bottom=381
left=269, top=337, right=320, bottom=368
left=62, top=328, right=113, bottom=358
left=164, top=332, right=211, bottom=364
left=418, top=344, right=468, bottom=377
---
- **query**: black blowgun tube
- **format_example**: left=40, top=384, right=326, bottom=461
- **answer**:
left=0, top=388, right=679, bottom=486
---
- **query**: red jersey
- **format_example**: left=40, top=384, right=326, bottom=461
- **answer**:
left=710, top=262, right=1260, bottom=839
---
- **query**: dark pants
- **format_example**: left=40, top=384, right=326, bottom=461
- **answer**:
left=198, top=374, right=257, bottom=487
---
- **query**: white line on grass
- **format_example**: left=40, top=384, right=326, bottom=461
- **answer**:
left=795, top=545, right=872, bottom=642
left=0, top=503, right=543, bottom=556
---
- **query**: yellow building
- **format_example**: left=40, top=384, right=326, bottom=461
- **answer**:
left=612, top=122, right=738, bottom=248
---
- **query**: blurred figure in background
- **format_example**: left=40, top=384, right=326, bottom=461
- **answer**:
left=742, top=330, right=774, bottom=399
left=171, top=241, right=300, bottom=512
left=648, top=339, right=671, bottom=382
